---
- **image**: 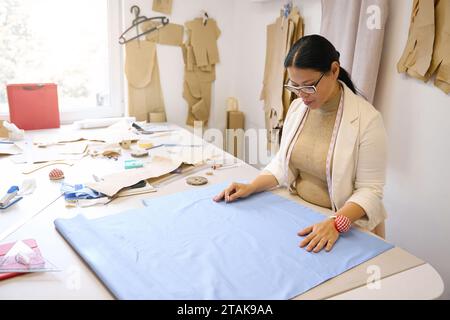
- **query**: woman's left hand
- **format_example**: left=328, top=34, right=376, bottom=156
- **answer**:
left=298, top=218, right=340, bottom=253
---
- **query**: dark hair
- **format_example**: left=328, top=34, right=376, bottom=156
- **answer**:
left=284, top=34, right=358, bottom=94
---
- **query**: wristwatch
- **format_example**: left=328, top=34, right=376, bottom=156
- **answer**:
left=330, top=215, right=352, bottom=233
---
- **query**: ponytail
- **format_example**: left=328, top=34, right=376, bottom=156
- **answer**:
left=338, top=67, right=357, bottom=94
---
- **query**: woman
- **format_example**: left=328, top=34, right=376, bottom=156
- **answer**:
left=214, top=35, right=387, bottom=253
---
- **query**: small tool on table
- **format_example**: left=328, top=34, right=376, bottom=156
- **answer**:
left=0, top=186, right=23, bottom=210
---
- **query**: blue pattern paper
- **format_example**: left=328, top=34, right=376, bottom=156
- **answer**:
left=55, top=182, right=394, bottom=300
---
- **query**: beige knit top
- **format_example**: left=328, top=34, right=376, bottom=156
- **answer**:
left=289, top=88, right=342, bottom=209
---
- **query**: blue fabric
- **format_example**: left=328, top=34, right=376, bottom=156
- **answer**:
left=55, top=182, right=394, bottom=300
left=61, top=183, right=104, bottom=201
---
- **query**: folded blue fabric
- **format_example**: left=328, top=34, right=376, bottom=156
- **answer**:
left=55, top=182, right=394, bottom=300
left=61, top=183, right=104, bottom=201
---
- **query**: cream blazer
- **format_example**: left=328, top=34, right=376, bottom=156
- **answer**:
left=263, top=81, right=387, bottom=231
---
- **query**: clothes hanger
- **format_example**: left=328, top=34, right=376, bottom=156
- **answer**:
left=282, top=1, right=293, bottom=18
left=281, top=1, right=293, bottom=26
left=118, top=5, right=170, bottom=45
left=200, top=10, right=209, bottom=26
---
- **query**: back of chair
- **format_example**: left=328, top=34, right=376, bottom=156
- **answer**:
left=373, top=221, right=386, bottom=239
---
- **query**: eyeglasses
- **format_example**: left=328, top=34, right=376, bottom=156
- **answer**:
left=284, top=72, right=326, bottom=95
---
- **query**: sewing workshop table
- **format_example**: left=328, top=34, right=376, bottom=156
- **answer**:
left=0, top=124, right=444, bottom=300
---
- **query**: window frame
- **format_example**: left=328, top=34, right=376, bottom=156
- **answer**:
left=0, top=0, right=125, bottom=124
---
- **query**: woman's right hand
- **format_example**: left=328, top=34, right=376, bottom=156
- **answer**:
left=213, top=182, right=255, bottom=203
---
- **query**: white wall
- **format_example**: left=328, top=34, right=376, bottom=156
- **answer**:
left=122, top=0, right=236, bottom=131
left=374, top=0, right=450, bottom=299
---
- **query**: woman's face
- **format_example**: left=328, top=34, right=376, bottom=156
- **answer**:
left=287, top=62, right=340, bottom=110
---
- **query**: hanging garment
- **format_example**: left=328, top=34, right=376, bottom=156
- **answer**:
left=125, top=22, right=184, bottom=122
left=321, top=0, right=388, bottom=103
left=182, top=18, right=221, bottom=127
left=290, top=7, right=305, bottom=43
left=261, top=16, right=293, bottom=140
left=397, top=0, right=435, bottom=81
left=152, top=0, right=173, bottom=15
left=141, top=21, right=184, bottom=46
left=283, top=7, right=304, bottom=120
left=425, top=0, right=450, bottom=94
left=125, top=41, right=166, bottom=122
left=261, top=8, right=303, bottom=150
left=182, top=44, right=216, bottom=126
left=185, top=18, right=221, bottom=68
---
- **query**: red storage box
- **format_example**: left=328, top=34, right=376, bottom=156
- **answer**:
left=6, top=83, right=60, bottom=130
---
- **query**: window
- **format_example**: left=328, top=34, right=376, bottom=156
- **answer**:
left=0, top=0, right=124, bottom=122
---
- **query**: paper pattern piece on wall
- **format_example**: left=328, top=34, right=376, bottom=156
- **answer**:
left=186, top=18, right=220, bottom=68
left=282, top=7, right=304, bottom=116
left=261, top=7, right=304, bottom=150
left=141, top=21, right=184, bottom=46
left=398, top=0, right=450, bottom=94
left=125, top=41, right=166, bottom=122
left=427, top=0, right=450, bottom=94
left=152, top=0, right=173, bottom=15
left=54, top=182, right=394, bottom=300
left=397, top=0, right=435, bottom=81
left=125, top=22, right=184, bottom=123
left=183, top=18, right=221, bottom=127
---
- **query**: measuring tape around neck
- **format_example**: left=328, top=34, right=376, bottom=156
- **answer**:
left=326, top=90, right=345, bottom=212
